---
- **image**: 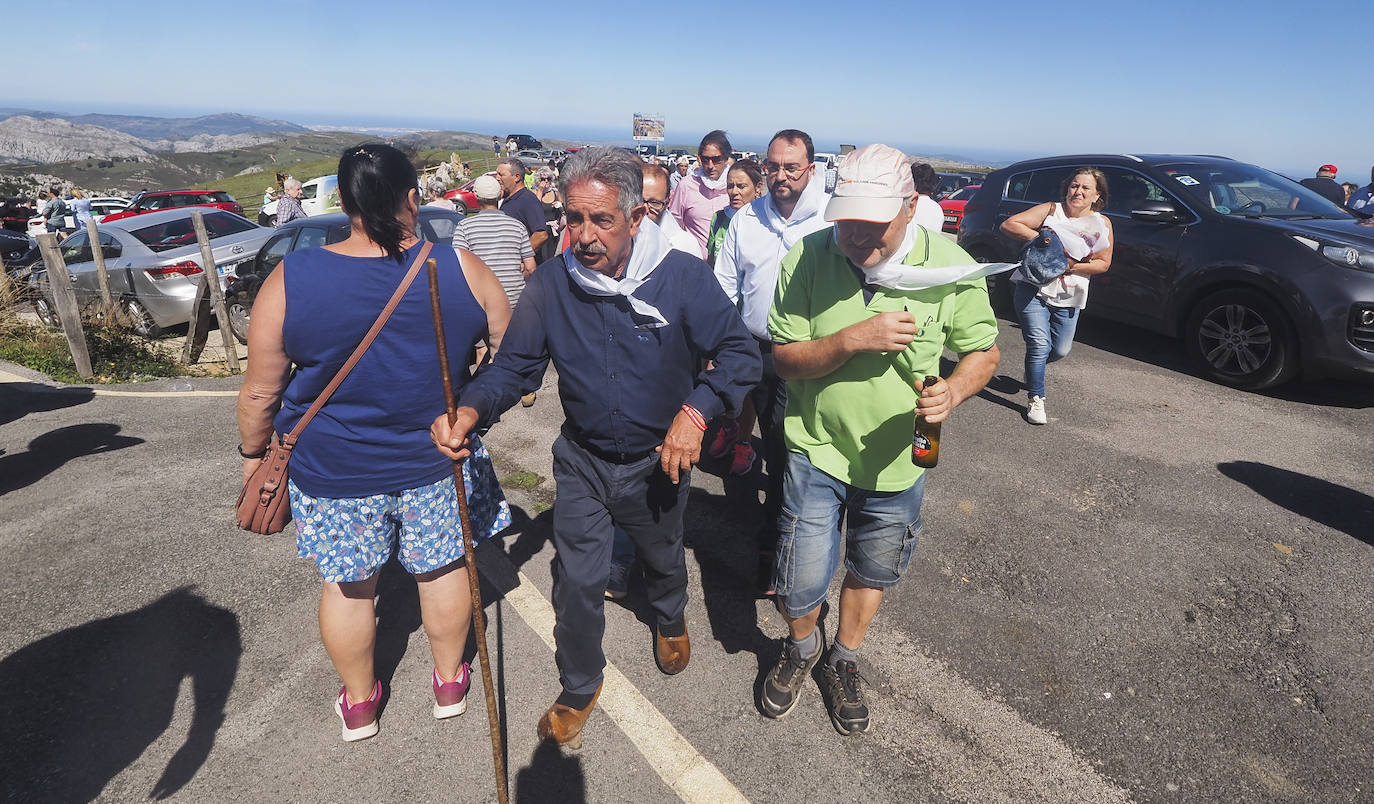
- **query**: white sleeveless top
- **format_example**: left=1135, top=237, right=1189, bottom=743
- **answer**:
left=1013, top=203, right=1111, bottom=309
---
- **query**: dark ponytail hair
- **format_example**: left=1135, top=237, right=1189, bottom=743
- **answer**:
left=728, top=158, right=766, bottom=190
left=337, top=142, right=418, bottom=263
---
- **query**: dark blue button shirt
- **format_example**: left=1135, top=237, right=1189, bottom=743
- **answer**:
left=500, top=187, right=546, bottom=238
left=460, top=249, right=761, bottom=460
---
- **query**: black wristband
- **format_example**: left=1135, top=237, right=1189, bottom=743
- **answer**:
left=238, top=443, right=268, bottom=459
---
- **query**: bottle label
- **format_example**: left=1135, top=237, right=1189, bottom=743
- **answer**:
left=912, top=432, right=932, bottom=458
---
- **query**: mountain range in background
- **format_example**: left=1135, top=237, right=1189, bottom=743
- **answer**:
left=0, top=109, right=308, bottom=140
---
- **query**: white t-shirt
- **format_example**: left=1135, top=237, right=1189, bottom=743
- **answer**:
left=914, top=195, right=944, bottom=232
left=1013, top=203, right=1111, bottom=309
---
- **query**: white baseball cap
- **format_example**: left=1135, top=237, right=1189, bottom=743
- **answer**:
left=824, top=144, right=916, bottom=223
left=473, top=175, right=502, bottom=201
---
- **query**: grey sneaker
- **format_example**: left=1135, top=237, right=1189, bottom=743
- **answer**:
left=821, top=657, right=870, bottom=735
left=605, top=560, right=630, bottom=601
left=761, top=626, right=824, bottom=718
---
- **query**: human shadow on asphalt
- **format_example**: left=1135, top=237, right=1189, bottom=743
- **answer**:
left=0, top=422, right=143, bottom=495
left=0, top=587, right=240, bottom=801
left=0, top=381, right=94, bottom=427
left=1218, top=461, right=1374, bottom=547
left=514, top=740, right=587, bottom=803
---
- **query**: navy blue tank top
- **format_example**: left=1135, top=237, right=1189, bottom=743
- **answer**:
left=275, top=241, right=486, bottom=497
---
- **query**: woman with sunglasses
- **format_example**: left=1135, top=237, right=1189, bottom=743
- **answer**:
left=668, top=129, right=734, bottom=253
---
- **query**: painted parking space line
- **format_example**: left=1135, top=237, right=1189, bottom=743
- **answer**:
left=0, top=369, right=238, bottom=397
left=504, top=570, right=750, bottom=804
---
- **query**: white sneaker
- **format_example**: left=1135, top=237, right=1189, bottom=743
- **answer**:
left=1026, top=395, right=1047, bottom=425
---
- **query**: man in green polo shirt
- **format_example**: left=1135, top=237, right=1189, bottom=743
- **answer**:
left=760, top=143, right=1001, bottom=736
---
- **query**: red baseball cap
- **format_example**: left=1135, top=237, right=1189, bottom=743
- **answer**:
left=1318, top=164, right=1338, bottom=176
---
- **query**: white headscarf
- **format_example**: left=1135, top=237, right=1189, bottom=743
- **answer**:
left=757, top=170, right=829, bottom=250
left=696, top=163, right=730, bottom=191
left=563, top=218, right=673, bottom=327
left=858, top=221, right=1019, bottom=291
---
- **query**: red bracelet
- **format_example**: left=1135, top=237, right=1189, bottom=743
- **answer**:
left=680, top=404, right=707, bottom=431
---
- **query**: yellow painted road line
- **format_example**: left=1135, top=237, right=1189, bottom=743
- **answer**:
left=504, top=570, right=750, bottom=804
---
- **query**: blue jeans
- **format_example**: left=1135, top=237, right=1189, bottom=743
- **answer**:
left=774, top=451, right=925, bottom=619
left=1014, top=279, right=1080, bottom=399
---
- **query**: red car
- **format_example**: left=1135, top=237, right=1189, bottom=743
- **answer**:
left=100, top=189, right=244, bottom=223
left=445, top=172, right=498, bottom=215
left=938, top=184, right=981, bottom=234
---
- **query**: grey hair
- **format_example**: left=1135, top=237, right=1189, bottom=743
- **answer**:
left=283, top=177, right=303, bottom=191
left=498, top=157, right=527, bottom=178
left=427, top=178, right=446, bottom=196
left=557, top=147, right=644, bottom=219
left=535, top=166, right=555, bottom=183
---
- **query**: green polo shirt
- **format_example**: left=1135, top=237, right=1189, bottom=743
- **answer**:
left=769, top=227, right=998, bottom=492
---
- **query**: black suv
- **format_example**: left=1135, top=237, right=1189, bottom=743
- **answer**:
left=506, top=134, right=542, bottom=150
left=958, top=154, right=1374, bottom=390
left=222, top=206, right=463, bottom=343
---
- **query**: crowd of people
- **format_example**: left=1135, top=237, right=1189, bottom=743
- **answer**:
left=234, top=132, right=1374, bottom=757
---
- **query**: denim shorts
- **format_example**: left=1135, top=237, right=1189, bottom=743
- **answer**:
left=774, top=451, right=925, bottom=618
left=290, top=439, right=511, bottom=583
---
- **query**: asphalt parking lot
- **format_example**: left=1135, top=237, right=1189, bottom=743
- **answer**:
left=1, top=311, right=1371, bottom=803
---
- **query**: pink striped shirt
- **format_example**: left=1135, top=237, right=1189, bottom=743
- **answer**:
left=668, top=171, right=729, bottom=252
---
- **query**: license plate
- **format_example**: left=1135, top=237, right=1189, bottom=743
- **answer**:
left=943, top=215, right=957, bottom=224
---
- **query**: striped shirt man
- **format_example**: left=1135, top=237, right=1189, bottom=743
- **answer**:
left=453, top=209, right=536, bottom=306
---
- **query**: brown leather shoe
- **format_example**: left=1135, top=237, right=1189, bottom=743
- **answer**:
left=655, top=623, right=691, bottom=675
left=537, top=684, right=602, bottom=750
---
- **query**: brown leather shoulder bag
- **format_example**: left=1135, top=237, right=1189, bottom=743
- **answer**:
left=236, top=241, right=434, bottom=533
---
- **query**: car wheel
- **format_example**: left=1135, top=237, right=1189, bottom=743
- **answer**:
left=33, top=296, right=59, bottom=328
left=1184, top=288, right=1298, bottom=390
left=228, top=299, right=251, bottom=345
left=454, top=201, right=469, bottom=216
left=120, top=297, right=162, bottom=338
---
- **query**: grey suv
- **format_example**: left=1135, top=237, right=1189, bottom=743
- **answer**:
left=957, top=154, right=1374, bottom=390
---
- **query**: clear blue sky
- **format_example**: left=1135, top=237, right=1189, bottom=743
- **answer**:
left=6, top=0, right=1369, bottom=177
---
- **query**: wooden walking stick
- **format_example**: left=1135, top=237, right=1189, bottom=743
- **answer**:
left=426, top=257, right=509, bottom=804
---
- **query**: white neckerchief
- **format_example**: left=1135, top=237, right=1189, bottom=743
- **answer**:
left=563, top=219, right=673, bottom=327
left=696, top=164, right=729, bottom=191
left=758, top=173, right=828, bottom=250
left=860, top=221, right=1019, bottom=290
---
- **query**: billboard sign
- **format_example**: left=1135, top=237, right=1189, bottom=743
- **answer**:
left=632, top=113, right=665, bottom=142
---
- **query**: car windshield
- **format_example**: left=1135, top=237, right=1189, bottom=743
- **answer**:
left=947, top=185, right=980, bottom=201
left=1157, top=162, right=1353, bottom=220
left=129, top=211, right=254, bottom=253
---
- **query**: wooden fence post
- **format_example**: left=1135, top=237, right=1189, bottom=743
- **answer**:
left=35, top=233, right=94, bottom=380
left=183, top=210, right=240, bottom=374
left=84, top=218, right=115, bottom=323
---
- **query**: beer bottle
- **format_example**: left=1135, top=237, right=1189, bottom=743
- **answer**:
left=911, top=375, right=941, bottom=468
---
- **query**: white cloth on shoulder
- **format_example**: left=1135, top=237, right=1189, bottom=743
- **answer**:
left=563, top=218, right=673, bottom=327
left=860, top=221, right=1018, bottom=291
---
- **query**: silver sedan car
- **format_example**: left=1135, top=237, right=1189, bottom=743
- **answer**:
left=29, top=207, right=273, bottom=337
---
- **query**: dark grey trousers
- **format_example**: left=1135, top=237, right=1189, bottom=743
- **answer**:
left=549, top=435, right=690, bottom=696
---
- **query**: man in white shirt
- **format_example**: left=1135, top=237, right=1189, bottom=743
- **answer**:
left=712, top=128, right=831, bottom=593
left=642, top=163, right=703, bottom=258
left=910, top=162, right=945, bottom=232
left=670, top=156, right=690, bottom=194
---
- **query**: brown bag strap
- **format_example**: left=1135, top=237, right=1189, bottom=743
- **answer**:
left=282, top=241, right=434, bottom=445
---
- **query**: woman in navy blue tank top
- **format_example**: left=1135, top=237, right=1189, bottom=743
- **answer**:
left=237, top=143, right=513, bottom=742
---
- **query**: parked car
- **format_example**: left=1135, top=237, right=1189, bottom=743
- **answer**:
left=0, top=229, right=39, bottom=282
left=221, top=206, right=464, bottom=343
left=814, top=152, right=839, bottom=170
left=506, top=134, right=542, bottom=150
left=444, top=172, right=498, bottom=215
left=258, top=175, right=339, bottom=225
left=27, top=208, right=271, bottom=337
left=934, top=172, right=979, bottom=199
left=100, top=189, right=244, bottom=224
left=957, top=153, right=1374, bottom=389
left=938, top=184, right=981, bottom=234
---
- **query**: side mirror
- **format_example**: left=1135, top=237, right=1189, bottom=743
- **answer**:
left=1130, top=201, right=1186, bottom=223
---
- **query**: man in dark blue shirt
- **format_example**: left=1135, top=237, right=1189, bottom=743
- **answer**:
left=433, top=147, right=760, bottom=750
left=495, top=157, right=549, bottom=256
